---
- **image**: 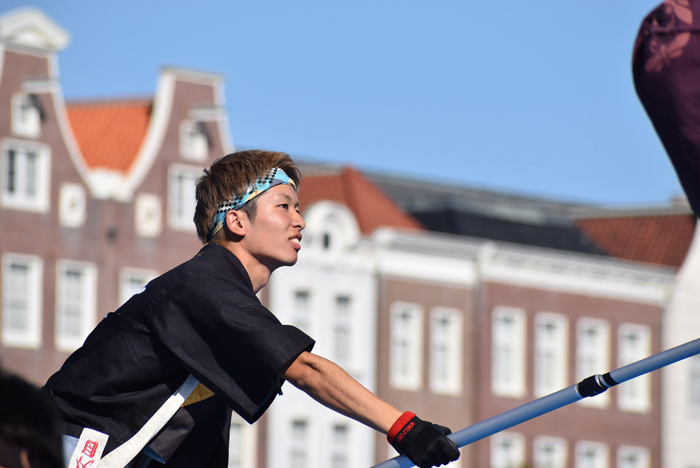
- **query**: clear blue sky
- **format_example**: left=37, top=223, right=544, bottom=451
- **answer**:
left=5, top=1, right=683, bottom=206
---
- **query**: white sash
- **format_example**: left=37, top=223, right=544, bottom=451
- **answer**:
left=67, top=374, right=200, bottom=468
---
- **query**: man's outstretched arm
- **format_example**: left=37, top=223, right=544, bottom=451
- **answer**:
left=280, top=351, right=460, bottom=468
left=281, top=350, right=401, bottom=432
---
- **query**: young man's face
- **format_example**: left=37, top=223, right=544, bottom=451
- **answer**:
left=239, top=184, right=305, bottom=271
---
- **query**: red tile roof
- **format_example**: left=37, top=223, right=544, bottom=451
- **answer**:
left=299, top=167, right=424, bottom=234
left=66, top=99, right=152, bottom=173
left=576, top=214, right=696, bottom=267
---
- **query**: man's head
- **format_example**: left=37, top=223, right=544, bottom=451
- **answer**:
left=0, top=370, right=63, bottom=468
left=194, top=150, right=301, bottom=244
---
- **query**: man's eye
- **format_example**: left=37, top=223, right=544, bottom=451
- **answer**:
left=280, top=204, right=289, bottom=209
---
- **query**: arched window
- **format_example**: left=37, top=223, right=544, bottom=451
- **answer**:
left=180, top=120, right=209, bottom=161
left=301, top=201, right=360, bottom=256
left=12, top=94, right=42, bottom=138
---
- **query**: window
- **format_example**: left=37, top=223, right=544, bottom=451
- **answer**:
left=1, top=140, right=50, bottom=213
left=575, top=441, right=608, bottom=468
left=290, top=419, right=308, bottom=468
left=55, top=260, right=97, bottom=352
left=316, top=212, right=348, bottom=254
left=331, top=424, right=349, bottom=468
left=689, top=355, right=700, bottom=413
left=229, top=423, right=244, bottom=468
left=229, top=419, right=255, bottom=468
left=429, top=307, right=463, bottom=395
left=135, top=193, right=162, bottom=238
left=618, top=324, right=651, bottom=413
left=492, top=307, right=526, bottom=398
left=119, top=268, right=156, bottom=306
left=576, top=318, right=610, bottom=408
left=180, top=120, right=209, bottom=161
left=617, top=446, right=649, bottom=468
left=535, top=313, right=568, bottom=397
left=12, top=94, right=41, bottom=138
left=1, top=253, right=42, bottom=348
left=534, top=436, right=567, bottom=468
left=390, top=302, right=423, bottom=390
left=59, top=183, right=86, bottom=228
left=168, top=165, right=202, bottom=231
left=294, top=290, right=311, bottom=334
left=491, top=432, right=525, bottom=468
left=333, top=296, right=351, bottom=367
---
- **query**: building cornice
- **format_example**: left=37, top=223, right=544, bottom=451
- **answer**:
left=373, top=228, right=676, bottom=304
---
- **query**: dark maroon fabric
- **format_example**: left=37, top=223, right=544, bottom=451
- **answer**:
left=633, top=0, right=700, bottom=215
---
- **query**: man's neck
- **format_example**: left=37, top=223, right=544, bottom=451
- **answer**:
left=218, top=241, right=271, bottom=292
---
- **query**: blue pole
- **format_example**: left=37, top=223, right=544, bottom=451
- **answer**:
left=371, top=337, right=700, bottom=468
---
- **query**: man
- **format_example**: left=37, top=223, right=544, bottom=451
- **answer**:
left=45, top=150, right=459, bottom=468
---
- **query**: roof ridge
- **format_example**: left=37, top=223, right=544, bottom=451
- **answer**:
left=574, top=205, right=693, bottom=219
left=65, top=98, right=153, bottom=108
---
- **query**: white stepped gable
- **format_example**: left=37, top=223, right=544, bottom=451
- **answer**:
left=0, top=8, right=70, bottom=51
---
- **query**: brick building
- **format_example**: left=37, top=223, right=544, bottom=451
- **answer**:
left=0, top=9, right=231, bottom=382
left=1, top=7, right=698, bottom=468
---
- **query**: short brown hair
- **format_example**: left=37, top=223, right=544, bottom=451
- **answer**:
left=194, top=150, right=301, bottom=244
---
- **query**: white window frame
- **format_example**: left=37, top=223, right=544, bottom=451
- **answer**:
left=617, top=324, right=651, bottom=413
left=119, top=268, right=157, bottom=306
left=491, top=432, right=525, bottom=468
left=55, top=260, right=97, bottom=352
left=534, top=436, right=567, bottom=468
left=135, top=193, right=163, bottom=238
left=617, top=446, right=650, bottom=468
left=290, top=419, right=309, bottom=468
left=12, top=93, right=41, bottom=138
left=59, top=183, right=87, bottom=228
left=689, top=354, right=700, bottom=414
left=168, top=164, right=202, bottom=232
left=1, top=253, right=42, bottom=349
left=333, top=295, right=352, bottom=368
left=429, top=307, right=463, bottom=396
left=575, top=441, right=609, bottom=468
left=534, top=312, right=568, bottom=397
left=390, top=302, right=424, bottom=391
left=576, top=318, right=610, bottom=408
left=228, top=416, right=257, bottom=468
left=179, top=120, right=209, bottom=162
left=293, top=290, right=312, bottom=334
left=492, top=306, right=527, bottom=398
left=331, top=423, right=350, bottom=468
left=1, top=138, right=51, bottom=213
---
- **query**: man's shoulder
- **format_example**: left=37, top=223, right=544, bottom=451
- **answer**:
left=130, top=245, right=243, bottom=301
left=187, top=243, right=251, bottom=285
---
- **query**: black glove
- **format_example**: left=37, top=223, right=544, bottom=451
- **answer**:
left=387, top=412, right=460, bottom=468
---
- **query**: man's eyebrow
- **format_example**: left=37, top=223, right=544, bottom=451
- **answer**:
left=279, top=193, right=300, bottom=207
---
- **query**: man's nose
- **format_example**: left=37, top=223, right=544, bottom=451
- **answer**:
left=294, top=211, right=306, bottom=230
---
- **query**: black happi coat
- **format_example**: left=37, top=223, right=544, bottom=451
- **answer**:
left=45, top=243, right=314, bottom=467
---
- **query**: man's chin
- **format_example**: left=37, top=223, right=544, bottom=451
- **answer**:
left=265, top=255, right=299, bottom=272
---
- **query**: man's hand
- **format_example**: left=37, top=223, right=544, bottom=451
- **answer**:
left=387, top=412, right=460, bottom=468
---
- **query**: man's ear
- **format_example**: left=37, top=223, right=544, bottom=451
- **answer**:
left=225, top=210, right=247, bottom=237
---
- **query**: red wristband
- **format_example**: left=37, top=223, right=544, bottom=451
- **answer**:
left=387, top=411, right=416, bottom=444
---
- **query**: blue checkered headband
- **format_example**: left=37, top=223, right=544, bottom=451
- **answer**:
left=207, top=168, right=297, bottom=242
